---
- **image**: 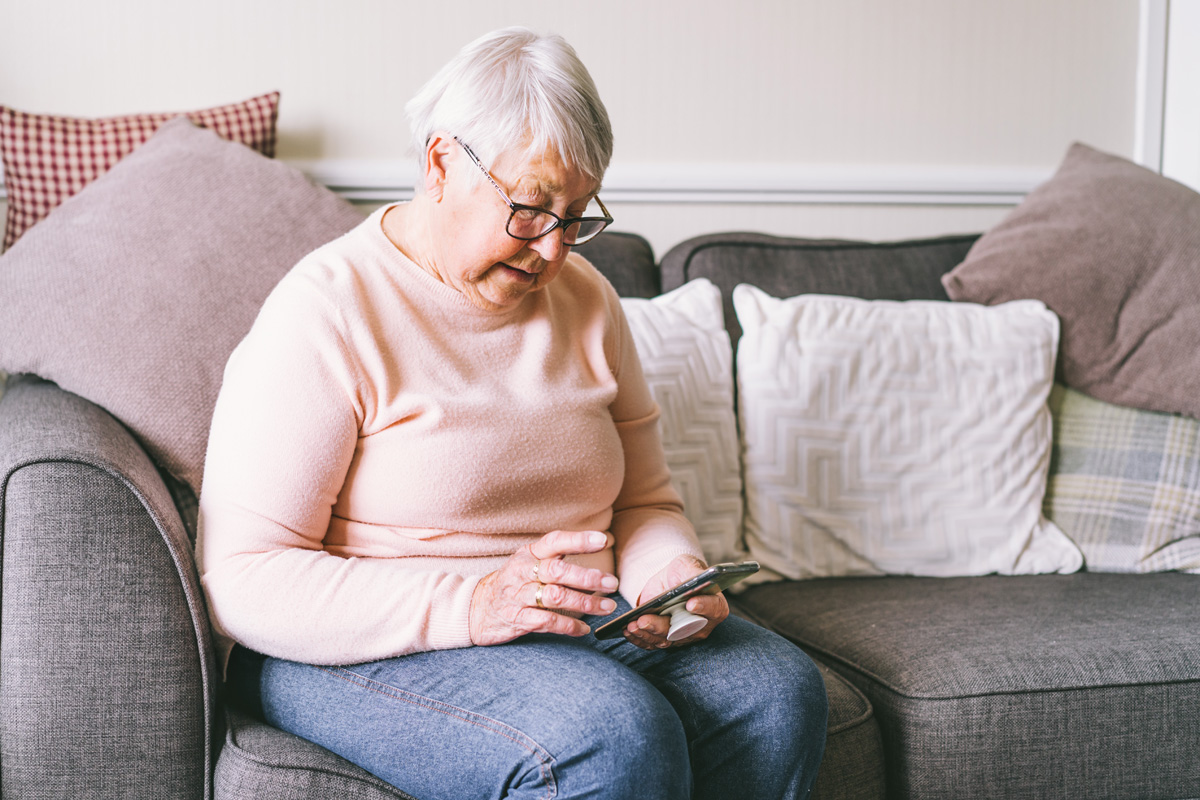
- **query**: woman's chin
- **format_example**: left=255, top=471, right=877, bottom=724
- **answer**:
left=467, top=273, right=537, bottom=310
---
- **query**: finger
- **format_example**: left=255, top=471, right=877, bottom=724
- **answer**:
left=624, top=632, right=662, bottom=650
left=537, top=556, right=618, bottom=593
left=532, top=582, right=617, bottom=617
left=625, top=613, right=670, bottom=648
left=622, top=619, right=665, bottom=649
left=531, top=530, right=611, bottom=560
left=515, top=606, right=591, bottom=637
left=684, top=594, right=728, bottom=619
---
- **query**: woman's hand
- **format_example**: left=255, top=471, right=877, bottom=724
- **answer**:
left=469, top=530, right=620, bottom=647
left=622, top=555, right=729, bottom=650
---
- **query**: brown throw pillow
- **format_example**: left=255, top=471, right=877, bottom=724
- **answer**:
left=0, top=117, right=365, bottom=492
left=0, top=92, right=280, bottom=251
left=941, top=142, right=1200, bottom=419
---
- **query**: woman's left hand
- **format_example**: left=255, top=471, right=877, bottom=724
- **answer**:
left=622, top=555, right=729, bottom=650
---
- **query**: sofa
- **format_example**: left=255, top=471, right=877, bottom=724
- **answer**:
left=1, top=116, right=1198, bottom=799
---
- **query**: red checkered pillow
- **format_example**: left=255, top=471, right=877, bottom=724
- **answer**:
left=0, top=91, right=280, bottom=251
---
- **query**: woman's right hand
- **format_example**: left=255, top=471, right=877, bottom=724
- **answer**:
left=469, top=530, right=619, bottom=647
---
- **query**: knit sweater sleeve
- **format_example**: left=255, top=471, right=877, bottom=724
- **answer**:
left=602, top=283, right=707, bottom=606
left=197, top=263, right=478, bottom=666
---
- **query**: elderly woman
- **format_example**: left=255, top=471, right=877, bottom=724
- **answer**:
left=199, top=27, right=826, bottom=800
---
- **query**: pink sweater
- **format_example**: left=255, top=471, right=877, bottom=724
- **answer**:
left=197, top=205, right=704, bottom=666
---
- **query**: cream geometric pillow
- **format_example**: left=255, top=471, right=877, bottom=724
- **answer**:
left=733, top=285, right=1083, bottom=578
left=622, top=279, right=745, bottom=565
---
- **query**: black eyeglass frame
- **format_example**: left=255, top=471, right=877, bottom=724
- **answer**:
left=453, top=136, right=613, bottom=246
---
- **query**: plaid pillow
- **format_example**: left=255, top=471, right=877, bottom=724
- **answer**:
left=0, top=91, right=279, bottom=251
left=1045, top=383, right=1200, bottom=572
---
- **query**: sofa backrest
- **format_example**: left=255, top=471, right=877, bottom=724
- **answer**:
left=659, top=232, right=980, bottom=345
left=574, top=231, right=660, bottom=298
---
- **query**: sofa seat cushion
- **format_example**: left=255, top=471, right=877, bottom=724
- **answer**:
left=734, top=574, right=1200, bottom=799
left=215, top=708, right=418, bottom=800
left=805, top=657, right=886, bottom=800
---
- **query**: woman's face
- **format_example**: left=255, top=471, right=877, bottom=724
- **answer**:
left=431, top=138, right=600, bottom=312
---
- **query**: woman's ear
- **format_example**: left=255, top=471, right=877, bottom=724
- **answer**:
left=422, top=134, right=455, bottom=202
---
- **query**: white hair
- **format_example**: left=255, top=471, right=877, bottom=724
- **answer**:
left=405, top=27, right=613, bottom=187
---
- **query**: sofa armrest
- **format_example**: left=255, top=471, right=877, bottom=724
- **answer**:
left=0, top=375, right=216, bottom=800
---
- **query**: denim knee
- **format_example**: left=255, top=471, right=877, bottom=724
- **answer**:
left=743, top=639, right=829, bottom=784
left=681, top=625, right=828, bottom=800
left=550, top=676, right=692, bottom=800
left=774, top=646, right=829, bottom=750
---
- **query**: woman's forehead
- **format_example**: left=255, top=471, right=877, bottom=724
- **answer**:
left=494, top=146, right=601, bottom=199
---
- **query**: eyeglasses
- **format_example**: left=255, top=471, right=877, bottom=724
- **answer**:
left=454, top=136, right=613, bottom=246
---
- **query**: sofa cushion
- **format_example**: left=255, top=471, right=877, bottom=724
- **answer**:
left=809, top=668, right=886, bottom=800
left=0, top=116, right=365, bottom=493
left=0, top=92, right=280, bottom=250
left=622, top=279, right=743, bottom=565
left=660, top=232, right=978, bottom=345
left=736, top=573, right=1200, bottom=799
left=215, top=708, right=416, bottom=800
left=732, top=285, right=1081, bottom=579
left=1044, top=383, right=1200, bottom=573
left=942, top=142, right=1200, bottom=419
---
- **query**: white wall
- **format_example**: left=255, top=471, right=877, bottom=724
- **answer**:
left=0, top=0, right=1142, bottom=255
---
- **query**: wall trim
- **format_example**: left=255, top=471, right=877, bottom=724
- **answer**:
left=289, top=158, right=1048, bottom=206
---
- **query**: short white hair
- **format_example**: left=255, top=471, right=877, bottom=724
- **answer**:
left=406, top=27, right=613, bottom=187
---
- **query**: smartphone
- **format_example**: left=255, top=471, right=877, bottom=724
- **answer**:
left=593, top=561, right=760, bottom=640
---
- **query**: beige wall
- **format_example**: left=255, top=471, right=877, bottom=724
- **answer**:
left=0, top=0, right=1141, bottom=254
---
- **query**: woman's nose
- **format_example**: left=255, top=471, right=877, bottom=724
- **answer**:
left=528, top=226, right=567, bottom=261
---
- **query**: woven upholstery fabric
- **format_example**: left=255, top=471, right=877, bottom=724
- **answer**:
left=0, top=92, right=279, bottom=250
left=809, top=663, right=884, bottom=800
left=942, top=143, right=1200, bottom=419
left=0, top=117, right=365, bottom=492
left=1045, top=383, right=1200, bottom=573
left=736, top=574, right=1200, bottom=799
left=575, top=230, right=660, bottom=298
left=216, top=709, right=417, bottom=800
left=0, top=376, right=216, bottom=799
left=660, top=232, right=977, bottom=345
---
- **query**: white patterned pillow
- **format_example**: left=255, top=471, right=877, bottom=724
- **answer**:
left=733, top=285, right=1083, bottom=578
left=622, top=279, right=745, bottom=565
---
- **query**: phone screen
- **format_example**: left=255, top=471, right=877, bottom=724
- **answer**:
left=592, top=561, right=760, bottom=640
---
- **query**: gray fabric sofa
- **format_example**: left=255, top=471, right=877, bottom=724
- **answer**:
left=1, top=229, right=1196, bottom=799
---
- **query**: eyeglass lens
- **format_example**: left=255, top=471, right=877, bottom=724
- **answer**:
left=507, top=209, right=607, bottom=245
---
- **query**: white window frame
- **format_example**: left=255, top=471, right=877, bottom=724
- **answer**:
left=1139, top=0, right=1200, bottom=189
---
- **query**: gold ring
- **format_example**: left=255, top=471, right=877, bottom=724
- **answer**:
left=535, top=584, right=546, bottom=609
left=532, top=561, right=540, bottom=582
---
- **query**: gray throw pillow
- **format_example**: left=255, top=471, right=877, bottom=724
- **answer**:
left=0, top=117, right=366, bottom=492
left=941, top=143, right=1200, bottom=419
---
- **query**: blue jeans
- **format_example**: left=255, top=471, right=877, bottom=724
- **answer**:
left=225, top=596, right=827, bottom=799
